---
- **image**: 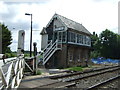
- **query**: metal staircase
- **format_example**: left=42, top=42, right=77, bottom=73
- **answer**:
left=42, top=40, right=62, bottom=65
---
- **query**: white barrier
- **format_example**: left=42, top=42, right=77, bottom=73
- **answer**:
left=0, top=55, right=25, bottom=89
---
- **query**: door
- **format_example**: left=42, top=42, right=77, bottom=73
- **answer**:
left=58, top=31, right=62, bottom=42
left=53, top=31, right=58, bottom=42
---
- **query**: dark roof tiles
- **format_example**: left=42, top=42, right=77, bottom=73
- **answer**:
left=56, top=14, right=91, bottom=35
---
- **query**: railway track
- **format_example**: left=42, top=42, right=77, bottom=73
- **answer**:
left=50, top=65, right=119, bottom=82
left=87, top=75, right=120, bottom=89
left=36, top=65, right=120, bottom=88
left=64, top=66, right=119, bottom=82
left=49, top=65, right=119, bottom=79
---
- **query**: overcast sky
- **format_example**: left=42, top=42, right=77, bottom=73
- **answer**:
left=0, top=0, right=119, bottom=52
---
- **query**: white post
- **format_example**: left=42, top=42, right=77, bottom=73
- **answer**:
left=17, top=30, right=25, bottom=56
left=0, top=25, right=2, bottom=54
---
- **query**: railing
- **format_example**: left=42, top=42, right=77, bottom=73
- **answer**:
left=43, top=40, right=53, bottom=53
left=36, top=52, right=43, bottom=64
left=33, top=52, right=43, bottom=72
left=0, top=54, right=25, bottom=89
left=43, top=40, right=61, bottom=65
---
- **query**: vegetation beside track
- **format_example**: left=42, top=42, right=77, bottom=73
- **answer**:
left=65, top=66, right=83, bottom=71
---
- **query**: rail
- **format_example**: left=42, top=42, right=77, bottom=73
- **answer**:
left=0, top=54, right=25, bottom=89
left=43, top=40, right=53, bottom=53
left=87, top=75, right=120, bottom=89
left=50, top=65, right=119, bottom=79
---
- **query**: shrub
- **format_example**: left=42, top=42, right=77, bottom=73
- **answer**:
left=5, top=53, right=16, bottom=58
left=36, top=70, right=42, bottom=75
left=67, top=67, right=83, bottom=71
left=5, top=53, right=11, bottom=58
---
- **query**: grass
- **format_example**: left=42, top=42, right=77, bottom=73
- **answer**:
left=36, top=70, right=42, bottom=75
left=66, top=66, right=83, bottom=71
left=5, top=52, right=17, bottom=58
left=38, top=54, right=43, bottom=59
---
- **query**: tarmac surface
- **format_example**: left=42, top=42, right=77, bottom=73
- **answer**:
left=19, top=68, right=67, bottom=88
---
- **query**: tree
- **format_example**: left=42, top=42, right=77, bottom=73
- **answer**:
left=0, top=23, right=12, bottom=54
left=99, top=29, right=118, bottom=59
left=116, top=34, right=120, bottom=59
left=90, top=32, right=101, bottom=58
left=91, top=29, right=120, bottom=59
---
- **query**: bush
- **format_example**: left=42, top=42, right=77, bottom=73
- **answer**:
left=10, top=53, right=16, bottom=57
left=24, top=54, right=30, bottom=57
left=90, top=51, right=101, bottom=58
left=57, top=66, right=64, bottom=69
left=67, top=67, right=83, bottom=71
left=5, top=53, right=16, bottom=58
left=36, top=70, right=42, bottom=75
left=5, top=53, right=11, bottom=58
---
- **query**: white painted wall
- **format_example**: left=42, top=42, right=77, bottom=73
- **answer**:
left=17, top=30, right=25, bottom=56
left=41, top=34, right=48, bottom=50
left=53, top=18, right=65, bottom=31
left=54, top=18, right=63, bottom=27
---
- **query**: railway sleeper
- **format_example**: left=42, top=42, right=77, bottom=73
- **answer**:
left=87, top=75, right=120, bottom=90
left=50, top=65, right=119, bottom=79
left=65, top=67, right=120, bottom=82
left=56, top=82, right=76, bottom=88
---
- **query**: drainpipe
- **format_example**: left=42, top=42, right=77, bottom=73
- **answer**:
left=66, top=30, right=68, bottom=67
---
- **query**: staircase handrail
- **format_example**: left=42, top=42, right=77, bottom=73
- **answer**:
left=43, top=47, right=57, bottom=65
left=43, top=40, right=52, bottom=52
left=43, top=40, right=59, bottom=65
left=43, top=40, right=57, bottom=56
left=44, top=42, right=57, bottom=60
left=42, top=40, right=62, bottom=65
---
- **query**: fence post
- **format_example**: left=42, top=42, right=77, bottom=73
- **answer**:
left=0, top=25, right=2, bottom=54
left=0, top=68, right=7, bottom=87
left=33, top=42, right=37, bottom=74
left=17, top=30, right=25, bottom=56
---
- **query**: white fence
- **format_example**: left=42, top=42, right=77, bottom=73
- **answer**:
left=0, top=55, right=25, bottom=89
left=0, top=57, right=17, bottom=67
